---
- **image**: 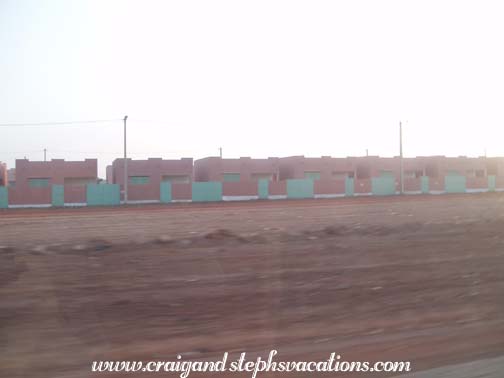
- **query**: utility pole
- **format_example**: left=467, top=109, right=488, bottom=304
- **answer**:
left=219, top=147, right=222, bottom=158
left=399, top=121, right=404, bottom=195
left=44, top=149, right=47, bottom=162
left=123, top=115, right=128, bottom=204
left=366, top=149, right=368, bottom=157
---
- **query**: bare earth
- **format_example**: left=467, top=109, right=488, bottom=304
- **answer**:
left=1, top=194, right=504, bottom=378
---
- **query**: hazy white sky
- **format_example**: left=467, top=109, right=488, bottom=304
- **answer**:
left=1, top=0, right=504, bottom=177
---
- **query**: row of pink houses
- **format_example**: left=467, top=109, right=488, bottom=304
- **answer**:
left=2, top=155, right=504, bottom=205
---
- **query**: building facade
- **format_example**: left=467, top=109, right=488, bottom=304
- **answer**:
left=194, top=157, right=280, bottom=182
left=2, top=154, right=504, bottom=207
left=0, top=162, right=7, bottom=187
left=8, top=159, right=97, bottom=205
left=107, top=158, right=193, bottom=202
left=7, top=168, right=15, bottom=187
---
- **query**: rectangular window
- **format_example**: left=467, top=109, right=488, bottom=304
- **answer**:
left=29, top=178, right=49, bottom=188
left=223, top=173, right=240, bottom=182
left=404, top=170, right=422, bottom=179
left=467, top=169, right=485, bottom=178
left=304, top=171, right=321, bottom=180
left=251, top=173, right=273, bottom=181
left=64, top=177, right=96, bottom=186
left=332, top=171, right=353, bottom=179
left=379, top=170, right=395, bottom=178
left=130, top=176, right=150, bottom=185
left=162, top=175, right=190, bottom=183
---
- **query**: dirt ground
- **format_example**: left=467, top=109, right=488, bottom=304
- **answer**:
left=1, top=194, right=504, bottom=377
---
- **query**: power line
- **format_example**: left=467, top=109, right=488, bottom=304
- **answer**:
left=0, top=119, right=122, bottom=127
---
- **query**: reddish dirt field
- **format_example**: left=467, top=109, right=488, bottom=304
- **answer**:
left=1, top=194, right=504, bottom=377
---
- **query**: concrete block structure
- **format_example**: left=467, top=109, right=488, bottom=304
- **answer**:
left=277, top=155, right=504, bottom=197
left=3, top=154, right=504, bottom=207
left=108, top=158, right=193, bottom=203
left=8, top=159, right=97, bottom=206
left=194, top=157, right=280, bottom=182
left=0, top=162, right=7, bottom=187
left=194, top=157, right=281, bottom=200
left=7, top=168, right=15, bottom=187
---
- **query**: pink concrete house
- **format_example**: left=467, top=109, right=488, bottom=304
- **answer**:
left=8, top=159, right=97, bottom=205
left=108, top=158, right=193, bottom=202
left=194, top=157, right=281, bottom=199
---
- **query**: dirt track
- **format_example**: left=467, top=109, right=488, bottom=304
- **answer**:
left=1, top=194, right=504, bottom=377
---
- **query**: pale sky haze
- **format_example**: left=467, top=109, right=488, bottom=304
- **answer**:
left=1, top=0, right=504, bottom=177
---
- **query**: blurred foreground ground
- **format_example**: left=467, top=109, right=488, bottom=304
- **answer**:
left=1, top=195, right=504, bottom=377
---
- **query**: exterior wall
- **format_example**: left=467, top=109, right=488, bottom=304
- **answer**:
left=15, top=159, right=97, bottom=185
left=278, top=155, right=504, bottom=194
left=0, top=162, right=7, bottom=186
left=222, top=181, right=258, bottom=197
left=194, top=157, right=280, bottom=182
left=404, top=177, right=422, bottom=192
left=8, top=186, right=52, bottom=205
left=10, top=159, right=97, bottom=205
left=314, top=179, right=346, bottom=195
left=466, top=177, right=488, bottom=190
left=106, top=165, right=113, bottom=184
left=5, top=155, right=504, bottom=207
left=7, top=168, right=15, bottom=187
left=110, top=158, right=193, bottom=201
left=279, top=156, right=355, bottom=180
left=495, top=176, right=504, bottom=190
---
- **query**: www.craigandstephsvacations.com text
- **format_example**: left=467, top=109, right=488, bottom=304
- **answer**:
left=91, top=350, right=412, bottom=377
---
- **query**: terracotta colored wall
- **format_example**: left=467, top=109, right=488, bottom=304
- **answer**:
left=7, top=168, right=16, bottom=186
left=495, top=176, right=504, bottom=189
left=222, top=181, right=258, bottom=196
left=466, top=177, right=488, bottom=190
left=194, top=157, right=280, bottom=182
left=279, top=156, right=355, bottom=180
left=404, top=177, right=422, bottom=192
left=0, top=162, right=7, bottom=186
left=314, top=179, right=346, bottom=195
left=111, top=158, right=193, bottom=201
left=15, top=159, right=97, bottom=185
left=106, top=165, right=113, bottom=184
left=128, top=183, right=160, bottom=201
left=12, top=159, right=97, bottom=205
left=8, top=186, right=51, bottom=205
